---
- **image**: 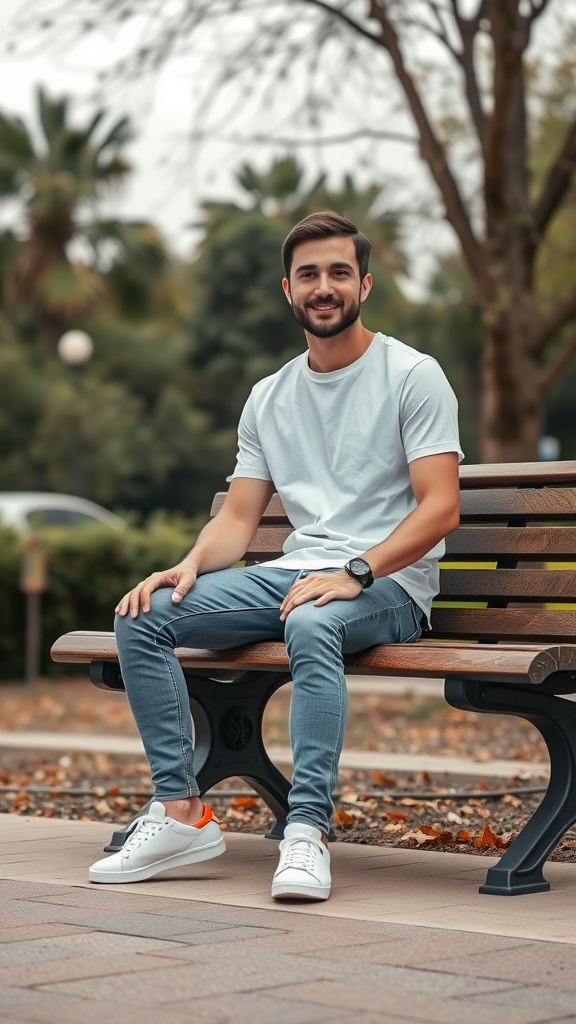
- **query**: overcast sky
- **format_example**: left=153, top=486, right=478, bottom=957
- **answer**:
left=1, top=2, right=451, bottom=291
left=5, top=1, right=563, bottom=296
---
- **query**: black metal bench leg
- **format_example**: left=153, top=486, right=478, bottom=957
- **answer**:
left=445, top=675, right=576, bottom=896
left=185, top=669, right=293, bottom=839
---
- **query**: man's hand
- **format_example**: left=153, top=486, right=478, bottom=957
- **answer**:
left=115, top=563, right=198, bottom=618
left=279, top=569, right=362, bottom=622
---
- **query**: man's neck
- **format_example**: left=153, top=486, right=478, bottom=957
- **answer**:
left=305, top=323, right=375, bottom=373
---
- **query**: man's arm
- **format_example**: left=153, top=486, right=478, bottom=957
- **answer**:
left=279, top=452, right=460, bottom=618
left=362, top=451, right=460, bottom=579
left=117, top=477, right=275, bottom=617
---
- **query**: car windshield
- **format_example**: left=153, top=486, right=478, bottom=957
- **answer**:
left=27, top=509, right=106, bottom=528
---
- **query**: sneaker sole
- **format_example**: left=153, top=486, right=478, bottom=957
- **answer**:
left=271, top=882, right=330, bottom=902
left=89, top=835, right=226, bottom=884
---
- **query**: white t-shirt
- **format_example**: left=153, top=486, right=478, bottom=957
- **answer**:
left=227, top=333, right=464, bottom=620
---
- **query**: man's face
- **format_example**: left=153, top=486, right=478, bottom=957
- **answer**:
left=283, top=236, right=372, bottom=338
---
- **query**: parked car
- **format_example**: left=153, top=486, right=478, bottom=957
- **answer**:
left=0, top=493, right=126, bottom=532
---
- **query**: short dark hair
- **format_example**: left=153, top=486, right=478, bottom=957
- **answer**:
left=282, top=210, right=372, bottom=281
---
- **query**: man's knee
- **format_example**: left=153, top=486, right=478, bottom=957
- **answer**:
left=284, top=603, right=342, bottom=650
left=114, top=588, right=175, bottom=648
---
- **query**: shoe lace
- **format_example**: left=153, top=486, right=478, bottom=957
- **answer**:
left=280, top=835, right=324, bottom=872
left=122, top=815, right=165, bottom=856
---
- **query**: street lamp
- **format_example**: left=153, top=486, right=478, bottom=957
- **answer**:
left=57, top=330, right=94, bottom=497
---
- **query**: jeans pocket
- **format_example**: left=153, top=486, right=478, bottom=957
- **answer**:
left=400, top=603, right=424, bottom=644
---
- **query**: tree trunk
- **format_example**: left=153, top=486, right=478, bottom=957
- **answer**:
left=480, top=304, right=541, bottom=463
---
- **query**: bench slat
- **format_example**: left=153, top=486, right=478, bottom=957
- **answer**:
left=214, top=489, right=576, bottom=524
left=50, top=631, right=567, bottom=685
left=455, top=461, right=576, bottom=487
left=445, top=527, right=576, bottom=559
left=430, top=607, right=576, bottom=641
left=243, top=525, right=576, bottom=561
left=459, top=488, right=576, bottom=521
left=438, top=569, right=576, bottom=601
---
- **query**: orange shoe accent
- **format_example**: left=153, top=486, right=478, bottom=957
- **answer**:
left=192, top=804, right=214, bottom=829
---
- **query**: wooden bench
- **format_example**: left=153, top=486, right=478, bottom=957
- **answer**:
left=51, top=461, right=576, bottom=896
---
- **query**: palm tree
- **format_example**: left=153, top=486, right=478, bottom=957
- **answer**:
left=0, top=87, right=166, bottom=348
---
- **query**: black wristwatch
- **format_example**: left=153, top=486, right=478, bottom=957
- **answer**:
left=344, top=557, right=374, bottom=589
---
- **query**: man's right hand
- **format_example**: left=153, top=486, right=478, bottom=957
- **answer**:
left=115, top=562, right=198, bottom=618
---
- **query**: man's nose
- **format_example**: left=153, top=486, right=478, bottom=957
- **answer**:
left=313, top=274, right=333, bottom=295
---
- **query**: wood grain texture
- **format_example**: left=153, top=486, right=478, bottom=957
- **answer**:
left=460, top=487, right=576, bottom=520
left=430, top=607, right=576, bottom=641
left=50, top=630, right=567, bottom=685
left=438, top=569, right=576, bottom=601
left=445, top=527, right=576, bottom=558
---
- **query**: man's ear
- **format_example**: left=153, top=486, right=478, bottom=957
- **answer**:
left=360, top=273, right=373, bottom=302
left=282, top=277, right=292, bottom=305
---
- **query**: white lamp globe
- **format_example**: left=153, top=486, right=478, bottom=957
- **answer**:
left=57, top=330, right=94, bottom=366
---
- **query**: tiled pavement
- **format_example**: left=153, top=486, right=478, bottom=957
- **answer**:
left=2, top=815, right=576, bottom=1023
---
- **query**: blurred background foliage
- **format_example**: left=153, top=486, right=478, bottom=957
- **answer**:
left=1, top=76, right=575, bottom=677
left=4, top=85, right=574, bottom=528
left=0, top=519, right=203, bottom=679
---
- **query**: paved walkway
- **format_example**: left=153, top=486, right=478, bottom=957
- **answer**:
left=0, top=731, right=548, bottom=780
left=2, top=814, right=576, bottom=1023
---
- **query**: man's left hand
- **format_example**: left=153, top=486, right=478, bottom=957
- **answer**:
left=279, top=569, right=362, bottom=621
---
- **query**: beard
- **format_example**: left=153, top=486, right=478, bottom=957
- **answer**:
left=290, top=295, right=362, bottom=338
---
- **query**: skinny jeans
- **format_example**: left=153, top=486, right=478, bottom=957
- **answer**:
left=114, top=565, right=423, bottom=836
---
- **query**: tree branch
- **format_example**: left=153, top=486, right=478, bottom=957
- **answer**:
left=540, top=329, right=576, bottom=393
left=531, top=290, right=576, bottom=356
left=362, top=0, right=484, bottom=285
left=448, top=2, right=486, bottom=146
left=300, top=0, right=381, bottom=46
left=531, top=117, right=576, bottom=239
left=190, top=127, right=417, bottom=147
left=529, top=0, right=554, bottom=24
left=483, top=2, right=529, bottom=218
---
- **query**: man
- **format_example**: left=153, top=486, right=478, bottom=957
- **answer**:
left=89, top=210, right=463, bottom=902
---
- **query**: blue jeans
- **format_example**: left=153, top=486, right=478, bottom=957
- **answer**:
left=114, top=566, right=423, bottom=836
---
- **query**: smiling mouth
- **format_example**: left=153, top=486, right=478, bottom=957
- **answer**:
left=309, top=303, right=340, bottom=312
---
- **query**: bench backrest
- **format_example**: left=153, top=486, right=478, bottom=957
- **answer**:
left=211, top=462, right=576, bottom=643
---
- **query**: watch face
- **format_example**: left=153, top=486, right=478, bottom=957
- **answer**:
left=349, top=558, right=370, bottom=576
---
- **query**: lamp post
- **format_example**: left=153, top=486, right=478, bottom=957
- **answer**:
left=57, top=330, right=94, bottom=497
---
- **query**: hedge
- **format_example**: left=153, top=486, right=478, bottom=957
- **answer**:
left=0, top=514, right=203, bottom=682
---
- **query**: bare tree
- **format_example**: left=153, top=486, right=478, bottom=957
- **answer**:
left=9, top=0, right=576, bottom=460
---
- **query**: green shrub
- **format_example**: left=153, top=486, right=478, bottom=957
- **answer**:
left=0, top=513, right=203, bottom=681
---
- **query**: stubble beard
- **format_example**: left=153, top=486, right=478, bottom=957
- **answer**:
left=291, top=296, right=362, bottom=339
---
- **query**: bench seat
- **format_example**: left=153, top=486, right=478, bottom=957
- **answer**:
left=51, top=460, right=576, bottom=897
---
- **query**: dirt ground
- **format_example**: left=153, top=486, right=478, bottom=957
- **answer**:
left=2, top=677, right=573, bottom=862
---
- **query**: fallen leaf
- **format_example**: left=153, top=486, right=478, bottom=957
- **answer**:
left=386, top=811, right=408, bottom=822
left=333, top=809, right=356, bottom=826
left=371, top=772, right=397, bottom=786
left=502, top=794, right=523, bottom=808
left=339, top=792, right=360, bottom=805
left=230, top=796, right=258, bottom=809
left=474, top=824, right=508, bottom=850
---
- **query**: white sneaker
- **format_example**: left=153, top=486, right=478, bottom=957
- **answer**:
left=271, top=822, right=331, bottom=901
left=89, top=801, right=225, bottom=884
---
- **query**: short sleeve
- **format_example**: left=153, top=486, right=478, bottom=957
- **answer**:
left=400, top=358, right=464, bottom=464
left=226, top=390, right=273, bottom=483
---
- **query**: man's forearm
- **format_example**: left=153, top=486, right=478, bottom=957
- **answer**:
left=363, top=497, right=459, bottom=579
left=182, top=512, right=256, bottom=576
